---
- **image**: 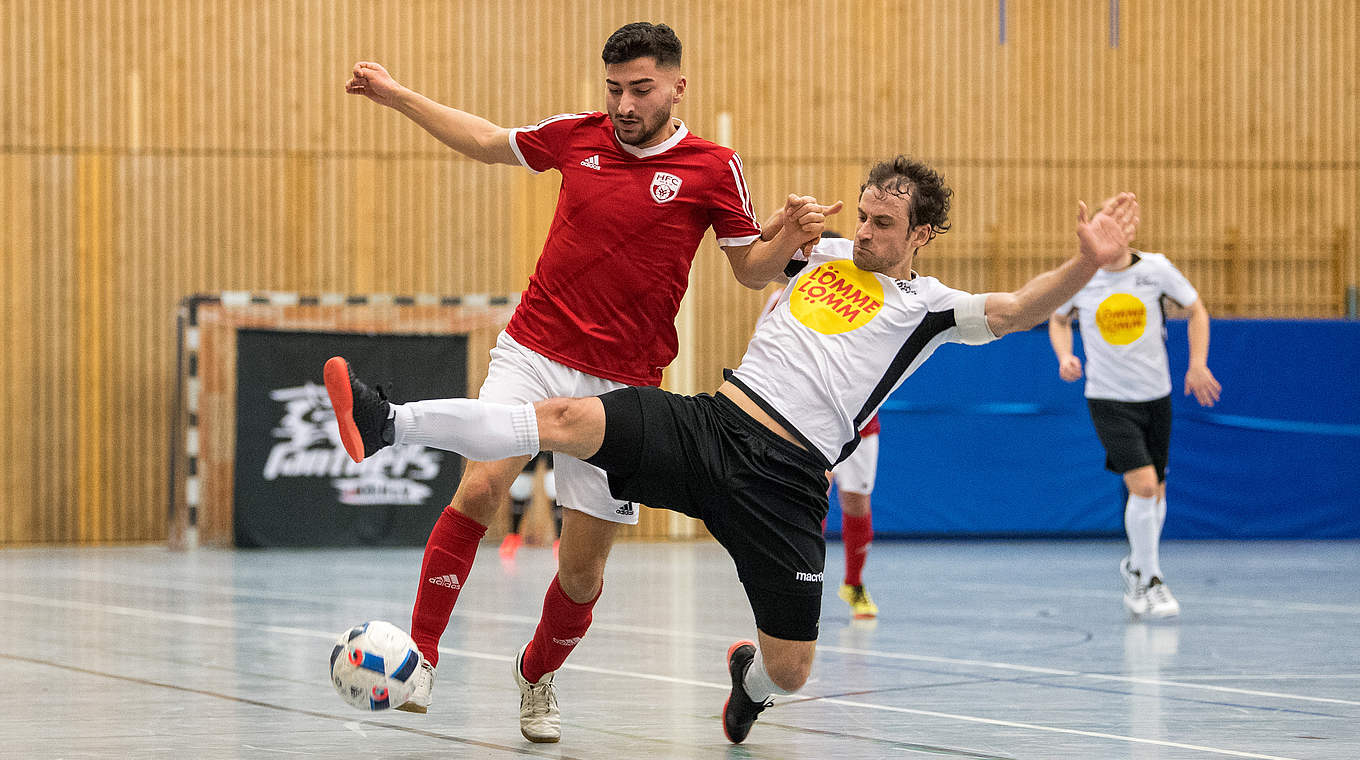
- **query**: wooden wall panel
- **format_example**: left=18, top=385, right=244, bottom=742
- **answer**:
left=2, top=0, right=1355, bottom=544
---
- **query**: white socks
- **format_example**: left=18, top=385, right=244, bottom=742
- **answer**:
left=743, top=650, right=796, bottom=703
left=391, top=399, right=540, bottom=461
left=1125, top=492, right=1163, bottom=580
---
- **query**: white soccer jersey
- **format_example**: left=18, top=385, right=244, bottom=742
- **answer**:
left=729, top=238, right=997, bottom=466
left=1055, top=251, right=1199, bottom=402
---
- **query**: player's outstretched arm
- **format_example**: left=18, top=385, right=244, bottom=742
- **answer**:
left=722, top=194, right=843, bottom=289
left=346, top=61, right=517, bottom=165
left=984, top=193, right=1139, bottom=337
left=1184, top=298, right=1222, bottom=406
left=1048, top=312, right=1084, bottom=382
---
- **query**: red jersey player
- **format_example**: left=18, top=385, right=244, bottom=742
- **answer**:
left=337, top=22, right=836, bottom=743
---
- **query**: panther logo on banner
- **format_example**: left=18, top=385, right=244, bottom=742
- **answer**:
left=263, top=382, right=444, bottom=506
left=650, top=172, right=682, bottom=204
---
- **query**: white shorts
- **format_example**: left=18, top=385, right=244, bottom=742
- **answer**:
left=478, top=331, right=638, bottom=525
left=831, top=433, right=878, bottom=495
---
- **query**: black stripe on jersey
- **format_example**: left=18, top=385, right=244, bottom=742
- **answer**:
left=723, top=370, right=834, bottom=470
left=834, top=310, right=958, bottom=464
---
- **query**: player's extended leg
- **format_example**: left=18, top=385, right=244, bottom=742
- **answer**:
left=513, top=509, right=621, bottom=743
left=837, top=489, right=877, bottom=619
left=723, top=631, right=817, bottom=744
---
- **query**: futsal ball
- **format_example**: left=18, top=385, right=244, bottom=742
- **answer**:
left=329, top=620, right=422, bottom=711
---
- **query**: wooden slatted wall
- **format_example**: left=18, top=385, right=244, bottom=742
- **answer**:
left=2, top=0, right=1356, bottom=544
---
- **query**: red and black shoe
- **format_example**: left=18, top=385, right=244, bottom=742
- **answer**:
left=722, top=640, right=771, bottom=744
left=323, top=356, right=394, bottom=463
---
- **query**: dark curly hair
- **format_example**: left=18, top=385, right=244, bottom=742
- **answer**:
left=860, top=156, right=952, bottom=242
left=602, top=22, right=682, bottom=68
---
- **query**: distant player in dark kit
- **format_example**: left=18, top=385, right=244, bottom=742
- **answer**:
left=329, top=156, right=1139, bottom=743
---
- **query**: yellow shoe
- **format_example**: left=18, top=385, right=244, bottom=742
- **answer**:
left=838, top=583, right=878, bottom=619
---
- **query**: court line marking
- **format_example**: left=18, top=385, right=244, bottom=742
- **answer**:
left=32, top=574, right=1360, bottom=708
left=0, top=591, right=1315, bottom=760
left=0, top=652, right=585, bottom=759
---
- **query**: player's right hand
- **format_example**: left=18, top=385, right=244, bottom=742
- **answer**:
left=346, top=61, right=403, bottom=107
left=1058, top=355, right=1083, bottom=382
left=783, top=194, right=844, bottom=255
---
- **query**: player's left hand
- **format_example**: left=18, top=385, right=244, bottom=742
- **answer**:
left=1077, top=192, right=1138, bottom=268
left=1185, top=365, right=1222, bottom=407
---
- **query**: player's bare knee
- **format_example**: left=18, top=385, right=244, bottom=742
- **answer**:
left=450, top=473, right=508, bottom=523
left=556, top=564, right=604, bottom=604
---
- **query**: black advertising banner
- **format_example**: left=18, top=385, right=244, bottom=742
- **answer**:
left=233, top=330, right=467, bottom=547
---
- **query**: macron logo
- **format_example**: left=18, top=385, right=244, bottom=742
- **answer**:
left=580, top=154, right=601, bottom=170
left=428, top=574, right=462, bottom=590
left=795, top=571, right=823, bottom=582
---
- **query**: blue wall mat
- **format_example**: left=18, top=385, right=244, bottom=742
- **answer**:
left=825, top=320, right=1360, bottom=539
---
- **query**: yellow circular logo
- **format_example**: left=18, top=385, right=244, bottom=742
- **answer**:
left=789, top=260, right=885, bottom=334
left=1095, top=293, right=1147, bottom=345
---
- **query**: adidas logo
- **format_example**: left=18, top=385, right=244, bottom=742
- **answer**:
left=580, top=154, right=601, bottom=170
left=428, top=574, right=461, bottom=590
left=551, top=636, right=583, bottom=647
left=615, top=502, right=635, bottom=516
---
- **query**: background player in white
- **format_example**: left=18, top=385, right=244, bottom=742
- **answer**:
left=1048, top=210, right=1221, bottom=619
left=338, top=22, right=831, bottom=742
left=328, top=156, right=1139, bottom=743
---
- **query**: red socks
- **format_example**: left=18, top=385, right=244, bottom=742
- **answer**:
left=520, top=574, right=601, bottom=682
left=842, top=511, right=873, bottom=587
left=410, top=506, right=487, bottom=667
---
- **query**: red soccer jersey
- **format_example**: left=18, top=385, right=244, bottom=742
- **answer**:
left=505, top=112, right=762, bottom=386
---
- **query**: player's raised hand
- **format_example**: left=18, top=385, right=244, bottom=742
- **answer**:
left=346, top=61, right=404, bottom=107
left=1077, top=192, right=1138, bottom=268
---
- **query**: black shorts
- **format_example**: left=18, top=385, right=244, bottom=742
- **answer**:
left=585, top=386, right=830, bottom=641
left=1086, top=396, right=1172, bottom=481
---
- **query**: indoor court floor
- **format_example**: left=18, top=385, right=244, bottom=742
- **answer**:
left=2, top=538, right=1358, bottom=759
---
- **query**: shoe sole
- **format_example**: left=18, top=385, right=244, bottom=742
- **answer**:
left=324, top=356, right=366, bottom=464
left=394, top=702, right=427, bottom=714
left=722, top=640, right=756, bottom=744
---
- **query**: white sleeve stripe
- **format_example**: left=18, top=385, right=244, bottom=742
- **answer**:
left=718, top=234, right=760, bottom=247
left=732, top=153, right=757, bottom=222
left=507, top=129, right=540, bottom=174
left=728, top=156, right=758, bottom=227
left=519, top=112, right=595, bottom=132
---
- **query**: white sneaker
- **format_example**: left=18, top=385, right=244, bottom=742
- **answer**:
left=1120, top=557, right=1150, bottom=616
left=1144, top=577, right=1181, bottom=619
left=513, top=643, right=561, bottom=743
left=396, top=657, right=435, bottom=714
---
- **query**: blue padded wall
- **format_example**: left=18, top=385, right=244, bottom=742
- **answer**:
left=826, top=320, right=1360, bottom=539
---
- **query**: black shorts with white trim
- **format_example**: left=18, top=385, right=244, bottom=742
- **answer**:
left=586, top=386, right=829, bottom=641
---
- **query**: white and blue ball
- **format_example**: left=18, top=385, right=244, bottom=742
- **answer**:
left=329, top=620, right=422, bottom=711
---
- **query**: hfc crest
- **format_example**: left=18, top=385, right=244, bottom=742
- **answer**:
left=650, top=172, right=682, bottom=203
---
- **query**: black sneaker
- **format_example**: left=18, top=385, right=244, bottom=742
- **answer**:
left=722, top=640, right=771, bottom=744
left=324, top=356, right=394, bottom=463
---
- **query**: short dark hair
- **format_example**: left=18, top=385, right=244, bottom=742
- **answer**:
left=860, top=156, right=952, bottom=242
left=602, top=22, right=682, bottom=68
